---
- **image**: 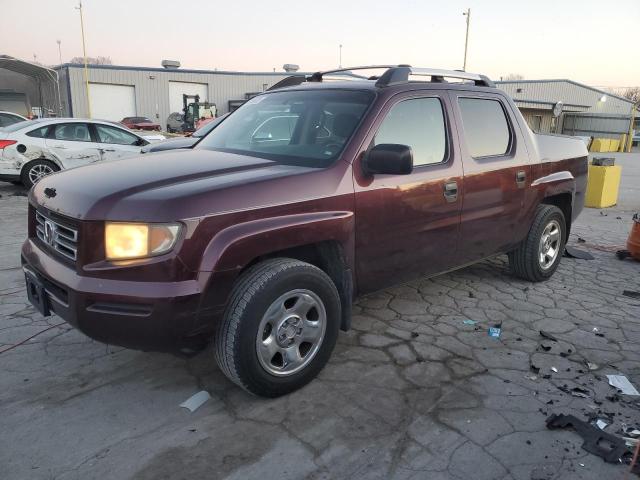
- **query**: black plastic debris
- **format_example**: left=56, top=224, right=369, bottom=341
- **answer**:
left=546, top=414, right=627, bottom=463
left=623, top=291, right=640, bottom=300
left=564, top=246, right=595, bottom=260
left=617, top=250, right=632, bottom=260
left=592, top=157, right=616, bottom=167
left=540, top=331, right=558, bottom=342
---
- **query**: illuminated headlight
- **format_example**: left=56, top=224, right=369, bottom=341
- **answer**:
left=105, top=222, right=181, bottom=260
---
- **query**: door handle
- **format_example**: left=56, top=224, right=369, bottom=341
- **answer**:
left=53, top=145, right=67, bottom=149
left=443, top=181, right=458, bottom=203
left=516, top=170, right=526, bottom=187
left=99, top=148, right=116, bottom=152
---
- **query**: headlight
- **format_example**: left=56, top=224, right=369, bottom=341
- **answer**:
left=105, top=222, right=181, bottom=260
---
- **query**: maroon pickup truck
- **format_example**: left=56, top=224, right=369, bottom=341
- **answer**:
left=22, top=66, right=588, bottom=397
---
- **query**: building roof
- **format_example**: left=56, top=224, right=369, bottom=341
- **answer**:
left=495, top=78, right=633, bottom=105
left=56, top=62, right=301, bottom=77
left=0, top=55, right=58, bottom=83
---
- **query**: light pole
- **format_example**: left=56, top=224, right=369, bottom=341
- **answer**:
left=339, top=44, right=342, bottom=68
left=56, top=40, right=62, bottom=65
left=462, top=8, right=471, bottom=71
left=76, top=1, right=91, bottom=118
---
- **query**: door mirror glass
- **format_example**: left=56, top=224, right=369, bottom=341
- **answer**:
left=363, top=144, right=413, bottom=175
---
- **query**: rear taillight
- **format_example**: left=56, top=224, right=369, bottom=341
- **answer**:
left=0, top=140, right=17, bottom=150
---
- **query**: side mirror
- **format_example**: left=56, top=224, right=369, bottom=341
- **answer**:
left=135, top=138, right=149, bottom=147
left=363, top=144, right=413, bottom=176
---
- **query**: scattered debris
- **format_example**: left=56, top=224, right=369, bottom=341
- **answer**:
left=607, top=375, right=640, bottom=396
left=586, top=362, right=599, bottom=371
left=551, top=367, right=558, bottom=373
left=592, top=327, right=599, bottom=333
left=488, top=323, right=502, bottom=339
left=546, top=413, right=627, bottom=463
left=564, top=246, right=594, bottom=260
left=539, top=331, right=558, bottom=342
left=577, top=237, right=586, bottom=243
left=462, top=319, right=477, bottom=325
left=410, top=332, right=419, bottom=338
left=624, top=428, right=640, bottom=438
left=525, top=374, right=538, bottom=381
left=617, top=250, right=632, bottom=260
left=180, top=391, right=211, bottom=412
left=622, top=290, right=640, bottom=300
left=595, top=420, right=608, bottom=430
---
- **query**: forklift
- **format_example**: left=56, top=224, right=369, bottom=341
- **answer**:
left=182, top=94, right=216, bottom=132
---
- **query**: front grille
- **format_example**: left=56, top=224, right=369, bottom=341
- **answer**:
left=35, top=210, right=78, bottom=261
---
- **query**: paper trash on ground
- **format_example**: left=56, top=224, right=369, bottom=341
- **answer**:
left=180, top=390, right=211, bottom=412
left=606, top=375, right=640, bottom=396
left=596, top=420, right=608, bottom=430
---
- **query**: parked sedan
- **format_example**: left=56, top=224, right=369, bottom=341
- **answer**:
left=120, top=116, right=161, bottom=131
left=0, top=111, right=29, bottom=128
left=0, top=118, right=152, bottom=187
left=142, top=114, right=228, bottom=153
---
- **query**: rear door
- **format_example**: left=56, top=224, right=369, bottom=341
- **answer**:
left=354, top=91, right=463, bottom=293
left=44, top=123, right=102, bottom=167
left=450, top=92, right=532, bottom=264
left=92, top=123, right=144, bottom=161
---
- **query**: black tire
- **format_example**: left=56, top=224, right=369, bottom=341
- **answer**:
left=20, top=159, right=59, bottom=188
left=215, top=258, right=341, bottom=397
left=509, top=204, right=566, bottom=282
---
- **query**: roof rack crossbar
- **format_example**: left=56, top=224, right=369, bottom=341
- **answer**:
left=308, top=65, right=412, bottom=83
left=376, top=67, right=495, bottom=88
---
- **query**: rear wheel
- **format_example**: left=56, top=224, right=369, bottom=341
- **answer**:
left=215, top=258, right=341, bottom=397
left=509, top=205, right=566, bottom=282
left=20, top=159, right=59, bottom=188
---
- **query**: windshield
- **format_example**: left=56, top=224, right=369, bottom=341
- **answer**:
left=197, top=89, right=373, bottom=167
left=192, top=114, right=227, bottom=137
left=1, top=119, right=43, bottom=133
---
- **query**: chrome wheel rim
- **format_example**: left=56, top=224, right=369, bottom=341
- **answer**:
left=256, top=289, right=326, bottom=377
left=539, top=219, right=562, bottom=270
left=28, top=164, right=54, bottom=184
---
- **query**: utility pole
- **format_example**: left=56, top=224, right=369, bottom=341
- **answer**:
left=462, top=8, right=471, bottom=71
left=56, top=40, right=62, bottom=64
left=626, top=102, right=637, bottom=152
left=76, top=1, right=91, bottom=118
left=339, top=44, right=342, bottom=68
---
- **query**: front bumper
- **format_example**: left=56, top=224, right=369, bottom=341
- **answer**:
left=21, top=238, right=206, bottom=352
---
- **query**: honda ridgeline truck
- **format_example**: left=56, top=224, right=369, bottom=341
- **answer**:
left=22, top=66, right=588, bottom=397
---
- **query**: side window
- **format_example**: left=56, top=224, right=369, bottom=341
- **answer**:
left=95, top=124, right=140, bottom=145
left=52, top=123, right=92, bottom=142
left=374, top=97, right=447, bottom=166
left=458, top=98, right=511, bottom=157
left=0, top=114, right=14, bottom=127
left=26, top=126, right=50, bottom=138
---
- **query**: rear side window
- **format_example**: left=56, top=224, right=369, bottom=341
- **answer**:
left=458, top=98, right=511, bottom=157
left=52, top=123, right=92, bottom=142
left=26, top=126, right=50, bottom=138
left=374, top=97, right=446, bottom=166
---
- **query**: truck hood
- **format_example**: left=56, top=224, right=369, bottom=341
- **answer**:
left=31, top=149, right=317, bottom=221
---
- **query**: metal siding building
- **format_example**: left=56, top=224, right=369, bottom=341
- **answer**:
left=57, top=64, right=292, bottom=124
left=496, top=79, right=634, bottom=137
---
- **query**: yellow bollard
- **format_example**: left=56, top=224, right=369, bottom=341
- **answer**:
left=585, top=164, right=622, bottom=208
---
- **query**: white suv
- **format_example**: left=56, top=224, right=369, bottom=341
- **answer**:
left=0, top=118, right=162, bottom=187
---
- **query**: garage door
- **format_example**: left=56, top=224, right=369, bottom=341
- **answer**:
left=169, top=82, right=208, bottom=115
left=89, top=83, right=136, bottom=121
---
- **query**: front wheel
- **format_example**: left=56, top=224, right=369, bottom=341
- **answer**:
left=509, top=204, right=566, bottom=282
left=215, top=258, right=341, bottom=397
left=20, top=159, right=59, bottom=188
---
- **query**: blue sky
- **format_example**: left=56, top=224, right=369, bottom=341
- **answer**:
left=3, top=0, right=639, bottom=87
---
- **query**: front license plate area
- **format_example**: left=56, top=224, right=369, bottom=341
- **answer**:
left=25, top=271, right=51, bottom=317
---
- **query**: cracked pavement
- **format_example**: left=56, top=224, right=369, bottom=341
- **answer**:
left=1, top=154, right=639, bottom=480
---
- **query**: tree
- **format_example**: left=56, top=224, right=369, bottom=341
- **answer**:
left=503, top=73, right=524, bottom=81
left=69, top=56, right=113, bottom=65
left=622, top=87, right=640, bottom=104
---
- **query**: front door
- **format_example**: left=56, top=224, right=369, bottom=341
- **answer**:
left=45, top=122, right=102, bottom=167
left=449, top=92, right=532, bottom=265
left=92, top=123, right=144, bottom=161
left=354, top=92, right=463, bottom=294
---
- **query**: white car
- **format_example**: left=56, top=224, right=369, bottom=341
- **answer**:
left=0, top=118, right=161, bottom=187
left=0, top=111, right=29, bottom=128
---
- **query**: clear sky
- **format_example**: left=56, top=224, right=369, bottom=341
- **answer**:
left=2, top=0, right=638, bottom=87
